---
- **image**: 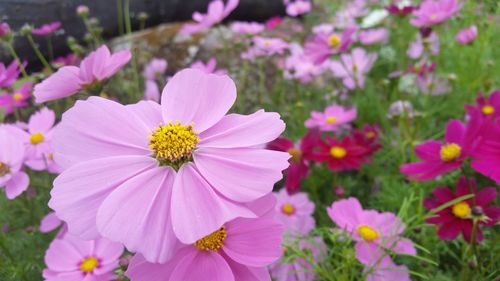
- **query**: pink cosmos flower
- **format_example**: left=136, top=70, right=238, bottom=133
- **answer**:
left=0, top=60, right=22, bottom=88
left=34, top=45, right=131, bottom=103
left=305, top=104, right=357, bottom=131
left=283, top=43, right=325, bottom=83
left=180, top=0, right=239, bottom=35
left=0, top=82, right=32, bottom=114
left=465, top=90, right=500, bottom=121
left=274, top=189, right=315, bottom=235
left=40, top=212, right=67, bottom=238
left=32, top=21, right=61, bottom=35
left=0, top=22, right=11, bottom=38
left=416, top=74, right=450, bottom=96
left=190, top=58, right=227, bottom=75
left=410, top=0, right=461, bottom=27
left=304, top=27, right=356, bottom=64
left=49, top=68, right=289, bottom=263
left=470, top=118, right=500, bottom=184
left=407, top=31, right=439, bottom=59
left=364, top=256, right=411, bottom=281
left=143, top=58, right=168, bottom=80
left=266, top=16, right=283, bottom=30
left=312, top=23, right=334, bottom=35
left=52, top=53, right=81, bottom=67
left=43, top=234, right=124, bottom=281
left=359, top=28, right=389, bottom=45
left=253, top=37, right=289, bottom=56
left=0, top=125, right=30, bottom=199
left=76, top=5, right=90, bottom=16
left=329, top=47, right=377, bottom=90
left=230, top=21, right=265, bottom=34
left=144, top=80, right=160, bottom=102
left=125, top=216, right=284, bottom=281
left=328, top=197, right=416, bottom=266
left=286, top=0, right=312, bottom=17
left=456, top=25, right=477, bottom=45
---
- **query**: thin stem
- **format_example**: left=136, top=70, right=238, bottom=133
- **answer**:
left=26, top=34, right=52, bottom=71
left=124, top=0, right=132, bottom=35
left=46, top=35, right=54, bottom=62
left=117, top=0, right=125, bottom=35
left=6, top=43, right=29, bottom=78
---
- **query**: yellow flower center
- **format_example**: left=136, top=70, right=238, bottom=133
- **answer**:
left=194, top=226, right=227, bottom=252
left=482, top=105, right=495, bottom=115
left=357, top=225, right=379, bottom=242
left=365, top=131, right=376, bottom=139
left=325, top=116, right=337, bottom=124
left=330, top=146, right=347, bottom=159
left=30, top=133, right=45, bottom=144
left=439, top=143, right=461, bottom=162
left=47, top=153, right=54, bottom=161
left=263, top=40, right=272, bottom=48
left=430, top=14, right=438, bottom=21
left=13, top=93, right=24, bottom=101
left=352, top=64, right=359, bottom=73
left=281, top=203, right=295, bottom=215
left=149, top=122, right=199, bottom=168
left=452, top=202, right=470, bottom=219
left=328, top=34, right=341, bottom=47
left=80, top=257, right=99, bottom=273
left=287, top=148, right=302, bottom=164
left=0, top=162, right=10, bottom=177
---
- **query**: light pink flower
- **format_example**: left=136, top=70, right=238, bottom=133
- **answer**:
left=52, top=53, right=81, bottom=67
left=359, top=28, right=389, bottom=45
left=125, top=216, right=284, bottom=281
left=407, top=31, right=439, bottom=59
left=49, top=69, right=289, bottom=263
left=274, top=189, right=315, bottom=235
left=312, top=23, right=334, bottom=35
left=0, top=125, right=30, bottom=199
left=304, top=27, right=357, bottom=64
left=305, top=104, right=357, bottom=131
left=286, top=0, right=312, bottom=17
left=32, top=21, right=61, bottom=35
left=43, top=234, right=124, bottom=281
left=144, top=80, right=160, bottom=102
left=410, top=0, right=461, bottom=27
left=40, top=212, right=67, bottom=238
left=253, top=37, right=289, bottom=56
left=143, top=58, right=168, bottom=80
left=329, top=47, right=377, bottom=89
left=34, top=45, right=131, bottom=103
left=0, top=60, right=22, bottom=88
left=190, top=58, right=227, bottom=75
left=230, top=21, right=265, bottom=34
left=180, top=0, right=239, bottom=35
left=0, top=22, right=11, bottom=38
left=0, top=82, right=32, bottom=114
left=456, top=25, right=477, bottom=45
left=283, top=44, right=325, bottom=83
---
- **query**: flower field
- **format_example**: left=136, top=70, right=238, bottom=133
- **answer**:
left=0, top=0, right=499, bottom=280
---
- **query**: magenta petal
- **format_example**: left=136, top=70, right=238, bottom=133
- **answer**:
left=5, top=171, right=29, bottom=199
left=194, top=147, right=289, bottom=202
left=432, top=187, right=455, bottom=203
left=475, top=187, right=496, bottom=206
left=169, top=251, right=235, bottom=281
left=445, top=119, right=465, bottom=144
left=414, top=140, right=441, bottom=161
left=437, top=221, right=461, bottom=240
left=172, top=163, right=256, bottom=244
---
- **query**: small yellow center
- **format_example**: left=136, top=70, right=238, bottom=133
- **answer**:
left=287, top=148, right=302, bottom=164
left=330, top=146, right=347, bottom=159
left=281, top=203, right=295, bottom=215
left=0, top=162, right=10, bottom=177
left=482, top=105, right=495, bottom=115
left=328, top=34, right=341, bottom=47
left=30, top=133, right=45, bottom=144
left=357, top=225, right=379, bottom=242
left=439, top=143, right=461, bottom=162
left=149, top=122, right=199, bottom=166
left=47, top=153, right=54, bottom=161
left=194, top=226, right=227, bottom=252
left=430, top=13, right=438, bottom=21
left=13, top=93, right=23, bottom=101
left=452, top=202, right=470, bottom=219
left=263, top=40, right=272, bottom=48
left=80, top=257, right=99, bottom=273
left=365, top=131, right=376, bottom=139
left=325, top=116, right=337, bottom=124
left=352, top=64, right=359, bottom=73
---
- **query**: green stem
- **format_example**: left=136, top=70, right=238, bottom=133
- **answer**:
left=6, top=43, right=29, bottom=78
left=117, top=0, right=125, bottom=35
left=46, top=35, right=54, bottom=62
left=26, top=34, right=52, bottom=71
left=124, top=0, right=132, bottom=35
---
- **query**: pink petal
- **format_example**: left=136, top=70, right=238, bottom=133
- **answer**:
left=125, top=253, right=177, bottom=281
left=125, top=100, right=163, bottom=130
left=169, top=251, right=235, bottom=281
left=392, top=238, right=416, bottom=255
left=40, top=212, right=62, bottom=233
left=34, top=66, right=82, bottom=103
left=5, top=171, right=29, bottom=199
left=475, top=187, right=496, bottom=206
left=44, top=237, right=83, bottom=271
left=444, top=119, right=465, bottom=144
left=223, top=253, right=271, bottom=281
left=355, top=241, right=383, bottom=266
left=101, top=49, right=132, bottom=79
left=327, top=197, right=363, bottom=233
left=28, top=107, right=55, bottom=134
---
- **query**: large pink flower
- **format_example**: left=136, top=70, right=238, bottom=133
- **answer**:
left=34, top=45, right=131, bottom=103
left=0, top=125, right=30, bottom=199
left=49, top=68, right=289, bottom=263
left=410, top=0, right=461, bottom=27
left=180, top=0, right=239, bottom=35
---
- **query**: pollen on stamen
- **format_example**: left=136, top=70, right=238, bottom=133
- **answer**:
left=439, top=143, right=461, bottom=162
left=194, top=226, right=227, bottom=252
left=0, top=162, right=10, bottom=177
left=149, top=122, right=199, bottom=168
left=79, top=256, right=99, bottom=273
left=328, top=34, right=341, bottom=47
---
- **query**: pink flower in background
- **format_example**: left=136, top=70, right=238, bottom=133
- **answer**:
left=327, top=197, right=416, bottom=266
left=253, top=37, right=289, bottom=56
left=125, top=216, right=284, bottom=281
left=76, top=5, right=89, bottom=16
left=312, top=23, right=334, bottom=34
left=180, top=0, right=239, bottom=35
left=465, top=90, right=500, bottom=120
left=286, top=0, right=312, bottom=17
left=0, top=60, right=22, bottom=88
left=266, top=16, right=283, bottom=30
left=304, top=27, right=356, bottom=64
left=407, top=31, right=440, bottom=59
left=305, top=104, right=357, bottom=131
left=364, top=256, right=411, bottom=281
left=0, top=125, right=30, bottom=199
left=416, top=74, right=450, bottom=96
left=190, top=58, right=227, bottom=75
left=0, top=22, right=11, bottom=37
left=40, top=212, right=67, bottom=238
left=274, top=189, right=315, bottom=235
left=230, top=21, right=265, bottom=34
left=329, top=47, right=377, bottom=90
left=34, top=45, right=131, bottom=103
left=410, top=0, right=461, bottom=27
left=143, top=58, right=168, bottom=80
left=385, top=4, right=417, bottom=15
left=52, top=53, right=81, bottom=67
left=143, top=80, right=160, bottom=102
left=359, top=28, right=389, bottom=45
left=43, top=234, right=124, bottom=281
left=470, top=119, right=500, bottom=184
left=283, top=43, right=326, bottom=83
left=32, top=21, right=61, bottom=35
left=456, top=25, right=477, bottom=45
left=49, top=69, right=289, bottom=263
left=0, top=82, right=32, bottom=114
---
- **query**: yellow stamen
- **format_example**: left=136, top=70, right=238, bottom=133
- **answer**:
left=365, top=131, right=376, bottom=139
left=429, top=14, right=438, bottom=21
left=194, top=226, right=227, bottom=252
left=482, top=105, right=495, bottom=115
left=281, top=203, right=295, bottom=215
left=149, top=122, right=199, bottom=164
left=287, top=148, right=302, bottom=164
left=452, top=202, right=470, bottom=219
left=439, top=143, right=461, bottom=162
left=13, top=93, right=24, bottom=101
left=330, top=146, right=347, bottom=159
left=327, top=34, right=341, bottom=47
left=0, top=162, right=10, bottom=177
left=357, top=225, right=379, bottom=242
left=352, top=64, right=359, bottom=73
left=47, top=153, right=54, bottom=161
left=30, top=133, right=45, bottom=144
left=325, top=116, right=337, bottom=124
left=80, top=257, right=99, bottom=273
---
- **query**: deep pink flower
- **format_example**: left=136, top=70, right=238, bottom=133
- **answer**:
left=190, top=58, right=227, bottom=75
left=49, top=69, right=289, bottom=263
left=32, top=21, right=61, bottom=35
left=358, top=28, right=389, bottom=45
left=329, top=47, right=378, bottom=90
left=180, top=0, right=239, bottom=35
left=0, top=82, right=32, bottom=114
left=266, top=16, right=283, bottom=30
left=230, top=21, right=265, bottom=34
left=0, top=22, right=11, bottom=38
left=470, top=117, right=500, bottom=184
left=34, top=45, right=131, bottom=103
left=286, top=0, right=312, bottom=17
left=40, top=212, right=67, bottom=238
left=311, top=136, right=370, bottom=171
left=410, top=0, right=461, bottom=27
left=143, top=58, right=168, bottom=80
left=352, top=124, right=382, bottom=157
left=0, top=125, right=30, bottom=199
left=424, top=177, right=500, bottom=243
left=125, top=216, right=284, bottom=281
left=0, top=60, right=22, bottom=88
left=385, top=4, right=417, bottom=15
left=328, top=197, right=416, bottom=266
left=273, top=189, right=315, bottom=235
left=305, top=104, right=357, bottom=131
left=456, top=25, right=477, bottom=45
left=304, top=27, right=356, bottom=65
left=465, top=90, right=500, bottom=120
left=43, top=234, right=124, bottom=281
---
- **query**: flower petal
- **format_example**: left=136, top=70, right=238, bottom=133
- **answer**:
left=34, top=66, right=82, bottom=103
left=169, top=251, right=235, bottom=281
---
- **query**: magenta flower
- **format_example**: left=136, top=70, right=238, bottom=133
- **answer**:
left=0, top=125, right=30, bottom=199
left=34, top=45, right=131, bottom=103
left=358, top=28, right=389, bottom=45
left=0, top=60, right=22, bottom=88
left=266, top=16, right=283, bottom=30
left=230, top=21, right=265, bottom=34
left=143, top=58, right=168, bottom=80
left=465, top=90, right=500, bottom=120
left=385, top=4, right=417, bottom=15
left=471, top=119, right=500, bottom=184
left=407, top=31, right=440, bottom=59
left=329, top=47, right=378, bottom=90
left=40, top=212, right=67, bottom=238
left=180, top=0, right=239, bottom=35
left=190, top=58, right=227, bottom=75
left=305, top=104, right=357, bottom=131
left=400, top=119, right=479, bottom=180
left=43, top=234, right=124, bottom=281
left=32, top=21, right=61, bottom=35
left=410, top=0, right=461, bottom=27
left=456, top=25, right=477, bottom=45
left=274, top=189, right=315, bottom=235
left=125, top=216, right=284, bottom=281
left=0, top=22, right=11, bottom=38
left=286, top=0, right=312, bottom=17
left=304, top=27, right=356, bottom=65
left=328, top=197, right=416, bottom=266
left=424, top=177, right=500, bottom=243
left=49, top=69, right=289, bottom=263
left=0, top=82, right=32, bottom=114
